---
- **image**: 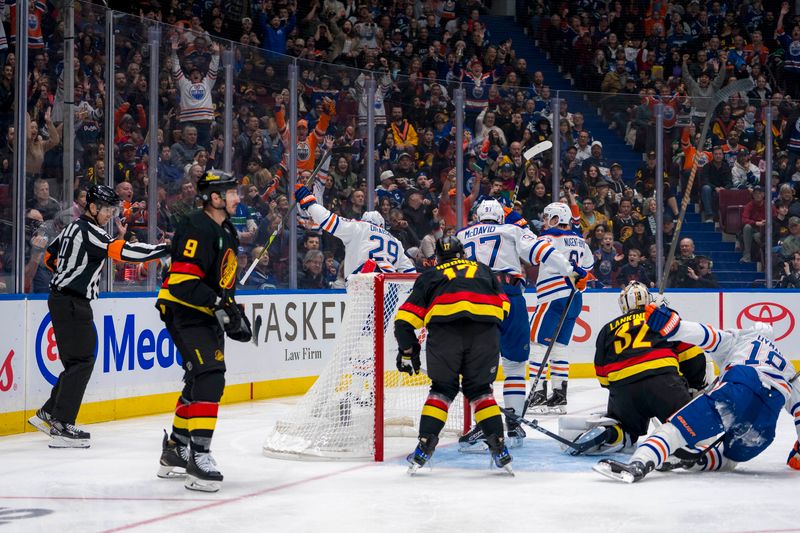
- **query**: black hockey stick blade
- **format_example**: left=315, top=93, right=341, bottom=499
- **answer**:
left=501, top=408, right=598, bottom=453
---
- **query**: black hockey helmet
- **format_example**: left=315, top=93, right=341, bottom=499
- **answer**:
left=86, top=184, right=120, bottom=208
left=435, top=235, right=464, bottom=262
left=197, top=170, right=238, bottom=203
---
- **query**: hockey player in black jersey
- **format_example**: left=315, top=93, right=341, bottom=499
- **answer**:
left=560, top=281, right=707, bottom=455
left=156, top=171, right=252, bottom=492
left=395, top=236, right=513, bottom=474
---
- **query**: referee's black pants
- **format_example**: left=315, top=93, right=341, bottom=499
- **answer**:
left=43, top=290, right=97, bottom=425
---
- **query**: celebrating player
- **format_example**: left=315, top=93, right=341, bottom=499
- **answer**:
left=456, top=199, right=586, bottom=449
left=395, top=236, right=513, bottom=474
left=155, top=171, right=252, bottom=492
left=594, top=304, right=800, bottom=483
left=293, top=185, right=415, bottom=275
left=560, top=282, right=707, bottom=455
left=528, top=202, right=594, bottom=415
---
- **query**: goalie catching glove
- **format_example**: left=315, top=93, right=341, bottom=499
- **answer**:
left=788, top=441, right=800, bottom=471
left=396, top=343, right=421, bottom=375
left=644, top=303, right=681, bottom=338
left=214, top=296, right=253, bottom=343
left=294, top=185, right=317, bottom=208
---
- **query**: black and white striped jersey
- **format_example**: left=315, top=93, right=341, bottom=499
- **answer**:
left=45, top=215, right=169, bottom=300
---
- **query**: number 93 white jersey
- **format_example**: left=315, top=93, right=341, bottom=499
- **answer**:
left=456, top=222, right=573, bottom=281
left=305, top=203, right=416, bottom=276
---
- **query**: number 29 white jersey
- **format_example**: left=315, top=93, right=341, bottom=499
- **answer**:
left=456, top=222, right=572, bottom=280
left=534, top=228, right=594, bottom=303
left=305, top=203, right=416, bottom=276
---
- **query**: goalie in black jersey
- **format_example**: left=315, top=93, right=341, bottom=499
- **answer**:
left=394, top=236, right=513, bottom=474
left=559, top=281, right=707, bottom=456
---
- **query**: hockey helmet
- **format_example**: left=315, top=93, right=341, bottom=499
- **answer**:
left=86, top=184, right=120, bottom=208
left=476, top=199, right=504, bottom=224
left=618, top=281, right=653, bottom=314
left=543, top=202, right=572, bottom=227
left=197, top=170, right=238, bottom=203
left=435, top=235, right=464, bottom=262
left=361, top=211, right=385, bottom=228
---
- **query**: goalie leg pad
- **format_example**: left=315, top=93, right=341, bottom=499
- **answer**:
left=558, top=415, right=631, bottom=455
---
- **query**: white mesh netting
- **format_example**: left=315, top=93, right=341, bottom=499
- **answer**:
left=263, top=273, right=467, bottom=460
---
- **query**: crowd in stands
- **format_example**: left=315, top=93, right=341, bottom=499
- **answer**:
left=2, top=0, right=800, bottom=292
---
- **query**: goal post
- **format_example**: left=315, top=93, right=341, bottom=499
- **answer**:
left=263, top=272, right=471, bottom=461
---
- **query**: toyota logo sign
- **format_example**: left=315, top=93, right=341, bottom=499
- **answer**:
left=736, top=302, right=795, bottom=341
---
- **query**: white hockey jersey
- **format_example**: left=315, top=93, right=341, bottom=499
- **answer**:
left=456, top=222, right=572, bottom=280
left=305, top=204, right=415, bottom=276
left=534, top=228, right=594, bottom=303
left=171, top=50, right=219, bottom=123
left=671, top=320, right=800, bottom=441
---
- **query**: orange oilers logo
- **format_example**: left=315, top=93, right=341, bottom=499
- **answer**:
left=219, top=249, right=237, bottom=289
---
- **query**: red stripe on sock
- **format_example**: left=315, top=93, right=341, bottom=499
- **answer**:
left=424, top=397, right=450, bottom=412
left=187, top=402, right=218, bottom=419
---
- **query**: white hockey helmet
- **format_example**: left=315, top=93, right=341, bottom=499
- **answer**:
left=618, top=281, right=654, bottom=314
left=361, top=211, right=385, bottom=228
left=543, top=202, right=572, bottom=227
left=477, top=199, right=504, bottom=223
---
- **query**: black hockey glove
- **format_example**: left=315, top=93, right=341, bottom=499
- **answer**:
left=396, top=343, right=421, bottom=375
left=214, top=298, right=253, bottom=343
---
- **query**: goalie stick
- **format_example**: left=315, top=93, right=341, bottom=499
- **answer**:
left=500, top=408, right=607, bottom=453
left=240, top=147, right=333, bottom=285
left=658, top=78, right=754, bottom=293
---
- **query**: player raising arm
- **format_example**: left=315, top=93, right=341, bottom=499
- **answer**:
left=457, top=199, right=586, bottom=449
left=594, top=304, right=800, bottom=483
left=294, top=185, right=415, bottom=276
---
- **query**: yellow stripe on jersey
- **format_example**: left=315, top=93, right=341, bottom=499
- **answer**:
left=396, top=310, right=424, bottom=329
left=421, top=404, right=449, bottom=423
left=677, top=345, right=704, bottom=363
left=596, top=358, right=680, bottom=386
left=157, top=289, right=215, bottom=316
left=167, top=273, right=201, bottom=285
left=424, top=301, right=506, bottom=324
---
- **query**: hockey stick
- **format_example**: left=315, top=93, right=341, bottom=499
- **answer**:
left=240, top=148, right=333, bottom=285
left=658, top=78, right=754, bottom=293
left=512, top=141, right=553, bottom=204
left=501, top=409, right=605, bottom=453
left=520, top=286, right=578, bottom=419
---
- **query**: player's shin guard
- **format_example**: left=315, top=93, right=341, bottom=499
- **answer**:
left=186, top=402, right=219, bottom=454
left=418, top=394, right=451, bottom=438
left=472, top=394, right=504, bottom=442
left=631, top=422, right=687, bottom=471
left=528, top=345, right=550, bottom=414
left=500, top=359, right=527, bottom=447
left=170, top=397, right=191, bottom=447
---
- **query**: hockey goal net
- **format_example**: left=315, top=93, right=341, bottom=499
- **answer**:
left=263, top=273, right=470, bottom=461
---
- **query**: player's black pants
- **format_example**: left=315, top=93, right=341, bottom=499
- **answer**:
left=606, top=372, right=693, bottom=442
left=43, top=290, right=97, bottom=425
left=160, top=304, right=227, bottom=453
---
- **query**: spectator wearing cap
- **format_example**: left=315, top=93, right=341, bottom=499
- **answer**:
left=376, top=170, right=404, bottom=208
left=581, top=140, right=610, bottom=179
left=740, top=186, right=775, bottom=263
left=259, top=4, right=297, bottom=55
left=393, top=152, right=417, bottom=183
left=389, top=105, right=418, bottom=155
left=780, top=217, right=800, bottom=262
left=699, top=146, right=733, bottom=221
left=115, top=142, right=137, bottom=185
left=732, top=148, right=761, bottom=189
left=608, top=163, right=626, bottom=193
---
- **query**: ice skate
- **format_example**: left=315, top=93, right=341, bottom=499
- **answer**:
left=185, top=451, right=223, bottom=492
left=593, top=459, right=653, bottom=483
left=157, top=430, right=189, bottom=478
left=49, top=420, right=90, bottom=449
left=406, top=434, right=438, bottom=475
left=27, top=408, right=52, bottom=435
left=505, top=410, right=526, bottom=448
left=458, top=426, right=488, bottom=453
left=527, top=382, right=550, bottom=415
left=545, top=382, right=567, bottom=415
left=486, top=434, right=514, bottom=476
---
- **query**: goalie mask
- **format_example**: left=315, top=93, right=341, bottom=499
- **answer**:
left=361, top=211, right=385, bottom=228
left=543, top=202, right=572, bottom=227
left=618, top=281, right=653, bottom=314
left=477, top=199, right=504, bottom=224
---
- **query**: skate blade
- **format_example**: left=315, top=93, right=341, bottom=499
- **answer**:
left=48, top=436, right=90, bottom=449
left=458, top=442, right=489, bottom=454
left=489, top=461, right=515, bottom=476
left=528, top=406, right=554, bottom=415
left=507, top=436, right=525, bottom=449
left=546, top=406, right=567, bottom=415
left=592, top=463, right=635, bottom=484
left=27, top=417, right=51, bottom=436
left=184, top=475, right=221, bottom=492
left=501, top=464, right=515, bottom=477
left=157, top=465, right=187, bottom=478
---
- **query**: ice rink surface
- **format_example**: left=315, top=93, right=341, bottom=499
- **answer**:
left=1, top=380, right=799, bottom=533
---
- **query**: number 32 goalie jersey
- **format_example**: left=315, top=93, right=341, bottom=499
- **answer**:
left=305, top=203, right=415, bottom=275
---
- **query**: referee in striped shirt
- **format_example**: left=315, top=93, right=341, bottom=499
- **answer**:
left=27, top=185, right=170, bottom=448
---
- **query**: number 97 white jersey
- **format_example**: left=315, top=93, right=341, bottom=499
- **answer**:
left=305, top=203, right=416, bottom=276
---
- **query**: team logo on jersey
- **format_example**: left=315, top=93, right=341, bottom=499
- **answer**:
left=297, top=142, right=311, bottom=161
left=472, top=85, right=484, bottom=98
left=214, top=350, right=224, bottom=362
left=219, top=248, right=237, bottom=289
left=736, top=302, right=795, bottom=341
left=663, top=106, right=675, bottom=120
left=790, top=41, right=800, bottom=56
left=28, top=14, right=38, bottom=30
left=189, top=83, right=207, bottom=101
